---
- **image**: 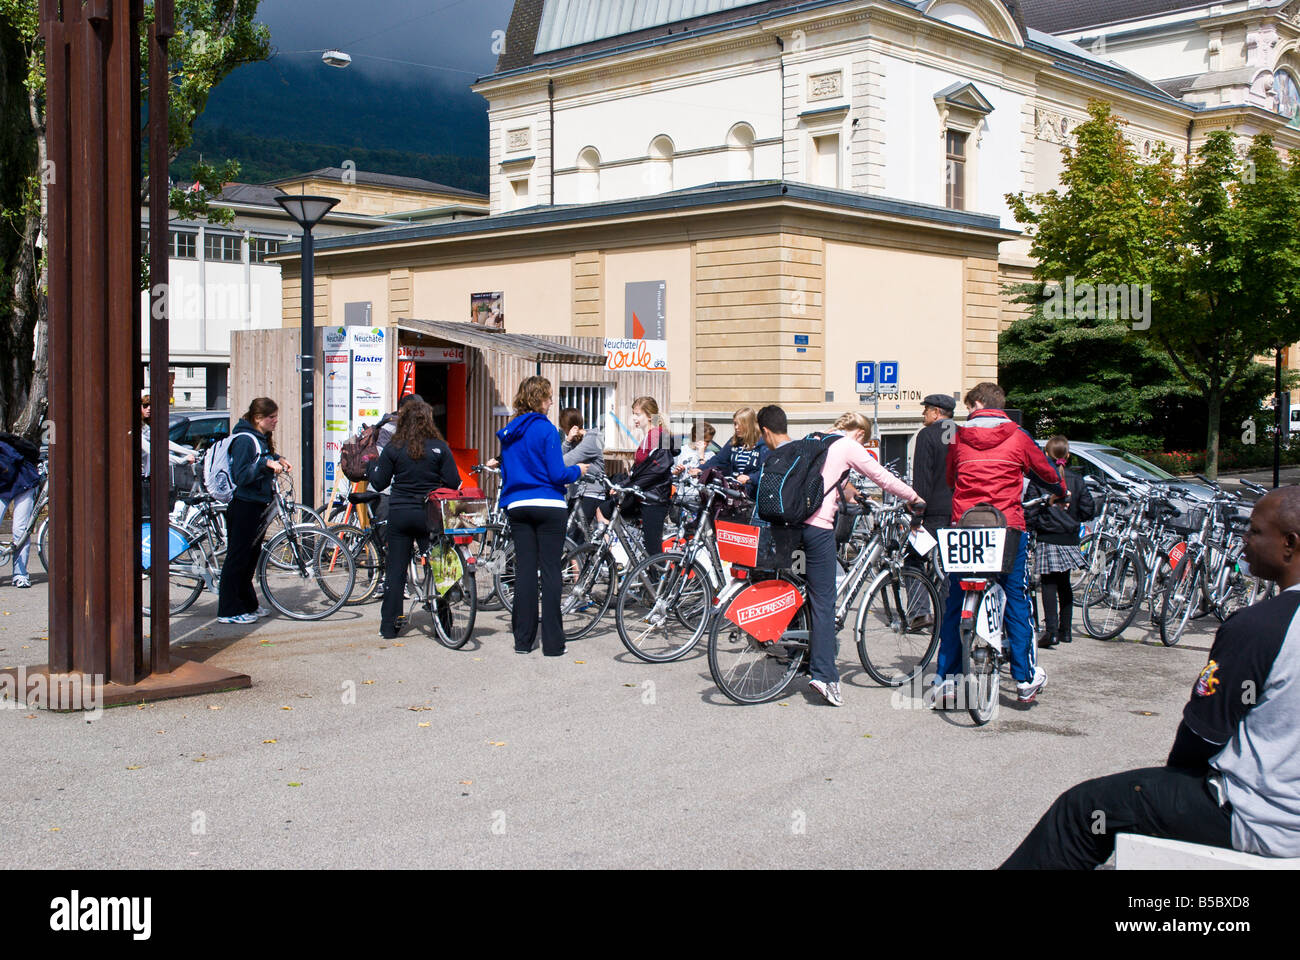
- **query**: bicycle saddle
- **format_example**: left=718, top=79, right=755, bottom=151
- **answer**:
left=348, top=490, right=382, bottom=506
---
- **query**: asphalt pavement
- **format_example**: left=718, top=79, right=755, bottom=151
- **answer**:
left=0, top=562, right=1220, bottom=869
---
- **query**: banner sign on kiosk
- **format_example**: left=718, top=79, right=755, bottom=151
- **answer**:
left=349, top=327, right=388, bottom=424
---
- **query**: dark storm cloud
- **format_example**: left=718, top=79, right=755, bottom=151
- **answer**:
left=256, top=0, right=517, bottom=85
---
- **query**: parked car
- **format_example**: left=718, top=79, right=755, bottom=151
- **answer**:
left=1035, top=440, right=1215, bottom=501
left=168, top=410, right=230, bottom=452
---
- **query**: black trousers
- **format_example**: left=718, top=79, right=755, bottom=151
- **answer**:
left=1041, top=571, right=1072, bottom=637
left=508, top=504, right=568, bottom=654
left=1000, top=766, right=1233, bottom=869
left=218, top=498, right=271, bottom=617
left=381, top=507, right=428, bottom=638
left=641, top=502, right=668, bottom=556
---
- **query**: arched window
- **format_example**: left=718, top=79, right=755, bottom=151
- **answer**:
left=578, top=147, right=601, bottom=203
left=726, top=123, right=756, bottom=180
left=648, top=135, right=675, bottom=193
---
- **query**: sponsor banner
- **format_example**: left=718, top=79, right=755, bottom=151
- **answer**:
left=323, top=331, right=352, bottom=488
left=715, top=520, right=760, bottom=567
left=724, top=580, right=804, bottom=645
left=937, top=528, right=1007, bottom=574
left=398, top=345, right=465, bottom=363
left=604, top=337, right=668, bottom=372
left=349, top=327, right=388, bottom=432
left=1168, top=541, right=1187, bottom=569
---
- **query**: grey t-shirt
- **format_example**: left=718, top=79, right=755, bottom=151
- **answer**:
left=562, top=429, right=605, bottom=498
left=1184, top=583, right=1300, bottom=857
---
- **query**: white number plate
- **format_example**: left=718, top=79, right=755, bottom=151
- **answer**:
left=937, top=528, right=1007, bottom=574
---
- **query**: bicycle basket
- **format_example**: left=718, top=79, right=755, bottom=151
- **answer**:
left=1165, top=501, right=1206, bottom=534
left=715, top=513, right=778, bottom=570
left=426, top=487, right=489, bottom=536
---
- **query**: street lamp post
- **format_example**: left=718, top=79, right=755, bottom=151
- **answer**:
left=275, top=194, right=340, bottom=509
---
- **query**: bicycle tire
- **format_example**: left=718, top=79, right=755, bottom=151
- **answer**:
left=615, top=551, right=714, bottom=663
left=1158, top=551, right=1202, bottom=647
left=1069, top=533, right=1093, bottom=605
left=493, top=536, right=517, bottom=611
left=141, top=522, right=206, bottom=617
left=326, top=523, right=383, bottom=605
left=1080, top=552, right=1145, bottom=640
left=419, top=542, right=477, bottom=649
left=855, top=568, right=941, bottom=687
left=559, top=541, right=616, bottom=640
left=707, top=584, right=808, bottom=704
left=258, top=526, right=355, bottom=621
left=263, top=504, right=327, bottom=570
left=36, top=513, right=50, bottom=572
left=966, top=642, right=999, bottom=726
left=463, top=524, right=506, bottom=609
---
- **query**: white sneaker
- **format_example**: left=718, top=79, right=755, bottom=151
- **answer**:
left=217, top=613, right=257, bottom=625
left=924, top=677, right=957, bottom=710
left=809, top=678, right=844, bottom=707
left=1017, top=666, right=1047, bottom=703
left=253, top=606, right=272, bottom=619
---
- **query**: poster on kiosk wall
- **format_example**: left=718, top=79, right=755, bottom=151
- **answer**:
left=322, top=327, right=351, bottom=488
left=349, top=327, right=389, bottom=429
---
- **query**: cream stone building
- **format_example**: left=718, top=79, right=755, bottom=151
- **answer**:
left=271, top=0, right=1300, bottom=478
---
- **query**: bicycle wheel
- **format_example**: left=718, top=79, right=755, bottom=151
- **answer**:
left=1069, top=533, right=1093, bottom=604
left=263, top=504, right=326, bottom=570
left=141, top=524, right=206, bottom=617
left=1080, top=552, right=1144, bottom=640
left=707, top=585, right=808, bottom=704
left=326, top=524, right=383, bottom=605
left=615, top=551, right=715, bottom=662
left=36, top=514, right=50, bottom=572
left=559, top=542, right=616, bottom=640
left=258, top=526, right=355, bottom=620
left=1158, top=553, right=1203, bottom=647
left=855, top=568, right=941, bottom=686
left=414, top=542, right=477, bottom=649
left=493, top=536, right=517, bottom=611
left=463, top=524, right=506, bottom=609
left=966, top=640, right=999, bottom=726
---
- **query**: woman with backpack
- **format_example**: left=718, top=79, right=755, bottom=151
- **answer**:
left=366, top=399, right=462, bottom=640
left=596, top=395, right=673, bottom=557
left=1028, top=435, right=1095, bottom=647
left=216, top=398, right=289, bottom=625
left=497, top=377, right=588, bottom=655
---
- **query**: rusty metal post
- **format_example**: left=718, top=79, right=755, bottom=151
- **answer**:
left=149, top=0, right=175, bottom=670
left=14, top=0, right=252, bottom=707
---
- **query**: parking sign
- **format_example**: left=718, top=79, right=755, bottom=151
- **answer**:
left=879, top=362, right=899, bottom=389
left=856, top=362, right=876, bottom=394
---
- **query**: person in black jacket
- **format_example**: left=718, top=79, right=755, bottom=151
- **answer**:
left=367, top=399, right=463, bottom=640
left=910, top=393, right=956, bottom=536
left=1027, top=435, right=1095, bottom=647
left=217, top=398, right=288, bottom=625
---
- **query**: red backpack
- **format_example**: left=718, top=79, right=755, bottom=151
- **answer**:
left=338, top=413, right=394, bottom=482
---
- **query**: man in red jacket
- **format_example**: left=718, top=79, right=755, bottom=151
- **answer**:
left=927, top=382, right=1066, bottom=708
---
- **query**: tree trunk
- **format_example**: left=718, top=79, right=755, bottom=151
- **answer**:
left=1205, top=388, right=1223, bottom=480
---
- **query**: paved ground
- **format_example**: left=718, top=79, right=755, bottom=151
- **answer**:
left=0, top=554, right=1226, bottom=870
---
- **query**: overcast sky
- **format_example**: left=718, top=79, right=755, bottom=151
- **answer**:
left=256, top=0, right=517, bottom=86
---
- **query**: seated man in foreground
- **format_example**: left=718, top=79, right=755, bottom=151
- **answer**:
left=1001, top=486, right=1300, bottom=868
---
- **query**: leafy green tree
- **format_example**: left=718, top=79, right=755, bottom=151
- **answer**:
left=1151, top=131, right=1300, bottom=476
left=0, top=0, right=270, bottom=435
left=1004, top=101, right=1300, bottom=476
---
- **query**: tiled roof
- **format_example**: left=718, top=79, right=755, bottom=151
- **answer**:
left=1018, top=0, right=1216, bottom=35
left=267, top=168, right=487, bottom=199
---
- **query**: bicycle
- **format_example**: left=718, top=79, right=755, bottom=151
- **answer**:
left=0, top=458, right=48, bottom=575
left=613, top=473, right=734, bottom=662
left=936, top=492, right=1053, bottom=725
left=401, top=525, right=479, bottom=650
left=705, top=494, right=940, bottom=704
left=143, top=479, right=355, bottom=621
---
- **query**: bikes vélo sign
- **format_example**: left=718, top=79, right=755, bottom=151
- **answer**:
left=724, top=580, right=804, bottom=645
left=937, top=528, right=1007, bottom=573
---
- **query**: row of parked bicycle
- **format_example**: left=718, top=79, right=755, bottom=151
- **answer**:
left=142, top=448, right=1271, bottom=706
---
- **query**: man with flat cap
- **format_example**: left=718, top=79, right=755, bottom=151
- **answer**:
left=1002, top=485, right=1300, bottom=867
left=911, top=393, right=957, bottom=538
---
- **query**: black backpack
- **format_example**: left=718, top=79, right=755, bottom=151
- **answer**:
left=755, top=433, right=846, bottom=526
left=0, top=431, right=40, bottom=465
left=628, top=447, right=673, bottom=499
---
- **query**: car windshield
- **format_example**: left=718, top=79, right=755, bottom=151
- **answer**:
left=1085, top=447, right=1178, bottom=482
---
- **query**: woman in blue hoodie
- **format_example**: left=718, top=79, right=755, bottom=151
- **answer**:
left=497, top=376, right=588, bottom=655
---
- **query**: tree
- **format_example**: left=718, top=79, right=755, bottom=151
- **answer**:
left=1004, top=101, right=1300, bottom=476
left=1152, top=131, right=1300, bottom=477
left=0, top=0, right=270, bottom=436
left=1003, top=101, right=1188, bottom=448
